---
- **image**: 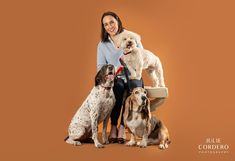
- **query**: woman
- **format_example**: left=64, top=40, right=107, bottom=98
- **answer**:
left=97, top=11, right=144, bottom=144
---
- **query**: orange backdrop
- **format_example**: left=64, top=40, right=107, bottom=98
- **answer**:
left=0, top=0, right=234, bottom=161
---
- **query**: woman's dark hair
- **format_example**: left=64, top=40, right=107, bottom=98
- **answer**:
left=101, top=11, right=124, bottom=42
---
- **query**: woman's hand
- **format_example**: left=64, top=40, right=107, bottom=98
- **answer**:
left=116, top=66, right=124, bottom=75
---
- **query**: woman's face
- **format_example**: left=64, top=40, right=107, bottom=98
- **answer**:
left=102, top=15, right=119, bottom=36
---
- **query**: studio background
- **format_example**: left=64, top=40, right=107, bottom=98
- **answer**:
left=0, top=0, right=234, bottom=161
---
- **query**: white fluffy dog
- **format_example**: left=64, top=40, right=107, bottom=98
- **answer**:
left=117, top=30, right=165, bottom=87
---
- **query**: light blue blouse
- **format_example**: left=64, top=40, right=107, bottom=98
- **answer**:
left=97, top=34, right=143, bottom=71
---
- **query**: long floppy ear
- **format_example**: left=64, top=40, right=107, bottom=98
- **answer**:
left=130, top=31, right=141, bottom=45
left=146, top=98, right=152, bottom=134
left=123, top=96, right=132, bottom=127
left=146, top=98, right=151, bottom=120
left=95, top=66, right=105, bottom=86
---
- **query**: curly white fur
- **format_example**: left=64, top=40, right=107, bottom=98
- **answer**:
left=118, top=30, right=165, bottom=87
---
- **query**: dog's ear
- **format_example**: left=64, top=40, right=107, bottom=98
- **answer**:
left=133, top=32, right=141, bottom=42
left=146, top=98, right=152, bottom=134
left=115, top=31, right=124, bottom=48
left=95, top=65, right=106, bottom=86
left=146, top=98, right=151, bottom=120
left=130, top=97, right=133, bottom=112
left=123, top=96, right=131, bottom=127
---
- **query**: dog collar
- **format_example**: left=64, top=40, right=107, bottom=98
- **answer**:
left=124, top=51, right=132, bottom=55
left=101, top=85, right=112, bottom=90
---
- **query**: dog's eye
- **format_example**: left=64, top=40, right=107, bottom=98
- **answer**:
left=134, top=91, right=139, bottom=94
left=123, top=38, right=127, bottom=41
left=144, top=91, right=147, bottom=94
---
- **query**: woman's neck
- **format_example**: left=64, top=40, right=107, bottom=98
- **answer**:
left=110, top=35, right=116, bottom=42
left=110, top=35, right=119, bottom=48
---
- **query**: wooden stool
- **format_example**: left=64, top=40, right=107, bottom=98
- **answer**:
left=144, top=86, right=168, bottom=112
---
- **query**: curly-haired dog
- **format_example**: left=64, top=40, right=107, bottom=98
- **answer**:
left=124, top=87, right=170, bottom=149
left=65, top=64, right=116, bottom=148
left=118, top=30, right=165, bottom=87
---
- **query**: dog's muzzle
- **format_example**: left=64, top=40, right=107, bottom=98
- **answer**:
left=126, top=41, right=132, bottom=49
left=141, top=96, right=147, bottom=105
left=108, top=65, right=114, bottom=71
left=106, top=74, right=114, bottom=81
left=106, top=65, right=115, bottom=81
left=106, top=70, right=115, bottom=81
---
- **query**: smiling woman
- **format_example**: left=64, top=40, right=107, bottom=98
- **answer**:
left=103, top=16, right=119, bottom=37
left=100, top=11, right=124, bottom=43
left=97, top=11, right=144, bottom=144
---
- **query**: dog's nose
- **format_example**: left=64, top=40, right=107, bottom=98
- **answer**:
left=108, top=65, right=114, bottom=70
left=128, top=41, right=132, bottom=44
left=141, top=96, right=147, bottom=101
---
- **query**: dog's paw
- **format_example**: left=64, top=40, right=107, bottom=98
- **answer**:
left=102, top=138, right=109, bottom=145
left=152, top=83, right=158, bottom=87
left=159, top=143, right=168, bottom=150
left=164, top=143, right=169, bottom=149
left=129, top=76, right=135, bottom=80
left=153, top=82, right=165, bottom=88
left=137, top=141, right=147, bottom=148
left=136, top=75, right=141, bottom=80
left=126, top=141, right=136, bottom=146
left=74, top=141, right=82, bottom=146
left=65, top=138, right=81, bottom=146
left=95, top=142, right=104, bottom=148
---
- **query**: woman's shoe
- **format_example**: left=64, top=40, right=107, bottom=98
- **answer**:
left=108, top=137, right=118, bottom=143
left=108, top=125, right=118, bottom=143
left=117, top=138, right=125, bottom=144
left=117, top=125, right=126, bottom=144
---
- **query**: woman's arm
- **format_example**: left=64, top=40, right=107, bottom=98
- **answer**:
left=97, top=42, right=107, bottom=71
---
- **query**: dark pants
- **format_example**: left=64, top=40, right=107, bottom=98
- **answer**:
left=110, top=77, right=144, bottom=126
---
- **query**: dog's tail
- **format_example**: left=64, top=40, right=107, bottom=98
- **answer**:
left=64, top=136, right=69, bottom=141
